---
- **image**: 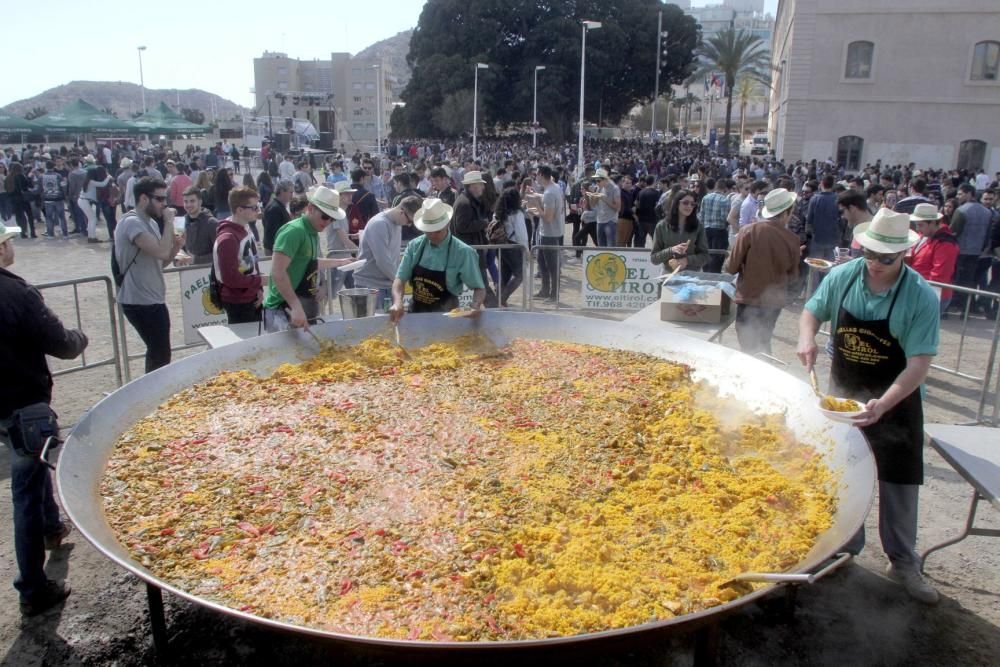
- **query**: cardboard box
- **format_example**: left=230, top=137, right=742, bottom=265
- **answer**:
left=659, top=272, right=734, bottom=324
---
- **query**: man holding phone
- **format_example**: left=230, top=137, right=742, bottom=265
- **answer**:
left=114, top=177, right=185, bottom=373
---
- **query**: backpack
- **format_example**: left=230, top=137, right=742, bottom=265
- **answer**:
left=207, top=264, right=224, bottom=310
left=485, top=214, right=508, bottom=244
left=346, top=191, right=373, bottom=234
left=111, top=242, right=138, bottom=288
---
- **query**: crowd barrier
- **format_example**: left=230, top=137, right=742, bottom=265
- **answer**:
left=34, top=275, right=124, bottom=388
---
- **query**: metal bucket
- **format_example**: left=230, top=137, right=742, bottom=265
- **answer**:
left=338, top=287, right=379, bottom=319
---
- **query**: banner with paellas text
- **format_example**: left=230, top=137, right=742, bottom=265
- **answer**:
left=581, top=250, right=660, bottom=311
left=179, top=261, right=271, bottom=344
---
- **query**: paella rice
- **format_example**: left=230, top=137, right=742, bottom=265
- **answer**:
left=102, top=337, right=836, bottom=641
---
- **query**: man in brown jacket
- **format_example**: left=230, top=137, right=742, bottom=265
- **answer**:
left=725, top=188, right=802, bottom=355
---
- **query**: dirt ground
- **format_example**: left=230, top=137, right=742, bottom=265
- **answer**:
left=1, top=226, right=998, bottom=666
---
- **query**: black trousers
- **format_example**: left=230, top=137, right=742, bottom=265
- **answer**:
left=705, top=227, right=728, bottom=274
left=121, top=303, right=171, bottom=373
left=223, top=301, right=261, bottom=325
left=573, top=221, right=597, bottom=255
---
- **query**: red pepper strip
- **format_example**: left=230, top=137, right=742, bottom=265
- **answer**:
left=482, top=593, right=496, bottom=605
left=408, top=570, right=424, bottom=578
left=248, top=484, right=268, bottom=494
left=339, top=578, right=353, bottom=595
left=485, top=616, right=501, bottom=633
left=191, top=548, right=209, bottom=560
left=204, top=527, right=223, bottom=535
left=237, top=522, right=261, bottom=538
left=158, top=528, right=175, bottom=536
left=513, top=543, right=526, bottom=558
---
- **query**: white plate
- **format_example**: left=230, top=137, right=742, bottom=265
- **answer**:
left=338, top=259, right=366, bottom=273
left=805, top=258, right=833, bottom=270
left=818, top=397, right=865, bottom=424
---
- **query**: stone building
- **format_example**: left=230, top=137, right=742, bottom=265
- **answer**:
left=769, top=0, right=1000, bottom=172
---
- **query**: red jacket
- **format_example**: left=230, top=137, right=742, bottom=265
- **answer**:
left=907, top=224, right=959, bottom=299
left=213, top=220, right=262, bottom=304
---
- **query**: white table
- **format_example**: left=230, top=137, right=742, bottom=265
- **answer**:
left=920, top=424, right=1000, bottom=571
left=197, top=322, right=267, bottom=349
left=624, top=301, right=736, bottom=343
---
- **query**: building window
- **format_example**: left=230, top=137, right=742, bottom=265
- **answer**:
left=957, top=140, right=987, bottom=171
left=844, top=41, right=874, bottom=79
left=971, top=41, right=999, bottom=81
left=352, top=82, right=362, bottom=91
left=365, top=82, right=375, bottom=91
left=277, top=66, right=288, bottom=76
left=277, top=81, right=288, bottom=90
left=837, top=136, right=863, bottom=171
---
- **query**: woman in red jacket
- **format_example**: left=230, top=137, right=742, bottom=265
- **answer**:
left=907, top=203, right=959, bottom=315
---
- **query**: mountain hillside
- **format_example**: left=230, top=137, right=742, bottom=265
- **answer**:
left=355, top=29, right=413, bottom=98
left=3, top=81, right=244, bottom=121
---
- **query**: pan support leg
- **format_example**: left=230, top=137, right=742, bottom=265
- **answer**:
left=146, top=583, right=170, bottom=661
left=693, top=621, right=720, bottom=667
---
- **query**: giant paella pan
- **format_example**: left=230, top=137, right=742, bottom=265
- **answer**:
left=58, top=312, right=875, bottom=650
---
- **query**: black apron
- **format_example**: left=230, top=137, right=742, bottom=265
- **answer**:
left=290, top=234, right=320, bottom=322
left=410, top=236, right=459, bottom=313
left=830, top=269, right=924, bottom=485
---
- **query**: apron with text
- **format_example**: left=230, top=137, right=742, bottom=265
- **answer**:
left=830, top=270, right=924, bottom=485
left=410, top=237, right=459, bottom=313
left=290, top=234, right=320, bottom=322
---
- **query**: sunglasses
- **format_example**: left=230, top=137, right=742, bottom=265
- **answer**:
left=151, top=195, right=167, bottom=202
left=238, top=204, right=261, bottom=211
left=318, top=211, right=333, bottom=221
left=862, top=249, right=902, bottom=265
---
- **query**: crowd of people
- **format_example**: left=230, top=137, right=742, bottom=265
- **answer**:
left=2, top=131, right=999, bottom=617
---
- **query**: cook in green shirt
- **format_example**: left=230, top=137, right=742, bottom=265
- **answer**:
left=390, top=231, right=485, bottom=321
left=264, top=217, right=318, bottom=310
left=805, top=257, right=939, bottom=359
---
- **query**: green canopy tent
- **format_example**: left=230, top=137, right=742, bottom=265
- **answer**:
left=0, top=111, right=45, bottom=134
left=131, top=102, right=210, bottom=135
left=32, top=99, right=140, bottom=134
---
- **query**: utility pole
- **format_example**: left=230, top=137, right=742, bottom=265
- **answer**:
left=651, top=12, right=666, bottom=141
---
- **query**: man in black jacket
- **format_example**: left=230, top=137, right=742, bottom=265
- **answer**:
left=0, top=222, right=88, bottom=616
left=451, top=171, right=497, bottom=307
left=262, top=180, right=293, bottom=254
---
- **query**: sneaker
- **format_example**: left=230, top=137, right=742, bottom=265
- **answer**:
left=44, top=522, right=72, bottom=550
left=885, top=563, right=939, bottom=605
left=87, top=237, right=100, bottom=244
left=534, top=291, right=551, bottom=299
left=19, top=580, right=71, bottom=617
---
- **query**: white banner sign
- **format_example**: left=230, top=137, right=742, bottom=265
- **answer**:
left=179, top=261, right=271, bottom=344
left=580, top=250, right=660, bottom=311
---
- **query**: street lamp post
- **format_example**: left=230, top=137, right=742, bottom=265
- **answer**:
left=532, top=65, right=546, bottom=149
left=137, top=46, right=148, bottom=113
left=652, top=13, right=667, bottom=141
left=577, top=20, right=602, bottom=177
left=372, top=64, right=382, bottom=158
left=473, top=63, right=488, bottom=161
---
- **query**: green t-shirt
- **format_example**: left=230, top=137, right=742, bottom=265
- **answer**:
left=264, top=216, right=319, bottom=309
left=805, top=258, right=939, bottom=359
left=396, top=233, right=485, bottom=296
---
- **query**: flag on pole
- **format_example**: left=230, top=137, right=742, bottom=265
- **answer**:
left=710, top=73, right=722, bottom=89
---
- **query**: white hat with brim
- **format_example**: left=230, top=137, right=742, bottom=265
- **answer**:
left=307, top=185, right=346, bottom=221
left=0, top=222, right=22, bottom=244
left=910, top=203, right=942, bottom=222
left=120, top=158, right=133, bottom=169
left=595, top=168, right=610, bottom=180
left=760, top=188, right=797, bottom=219
left=413, top=198, right=453, bottom=233
left=333, top=181, right=356, bottom=195
left=461, top=170, right=486, bottom=186
left=83, top=155, right=96, bottom=164
left=854, top=208, right=920, bottom=254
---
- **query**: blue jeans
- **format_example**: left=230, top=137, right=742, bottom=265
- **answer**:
left=44, top=201, right=68, bottom=236
left=2, top=429, right=64, bottom=602
left=597, top=221, right=617, bottom=247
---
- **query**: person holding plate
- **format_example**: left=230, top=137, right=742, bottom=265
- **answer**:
left=797, top=207, right=940, bottom=605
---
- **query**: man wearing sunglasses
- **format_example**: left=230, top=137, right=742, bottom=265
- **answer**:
left=798, top=207, right=940, bottom=605
left=263, top=185, right=354, bottom=332
left=114, top=177, right=185, bottom=374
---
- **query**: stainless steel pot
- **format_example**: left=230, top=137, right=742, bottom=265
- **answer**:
left=58, top=312, right=875, bottom=650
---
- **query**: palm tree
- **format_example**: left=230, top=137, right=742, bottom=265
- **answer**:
left=694, top=27, right=770, bottom=156
left=735, top=77, right=764, bottom=140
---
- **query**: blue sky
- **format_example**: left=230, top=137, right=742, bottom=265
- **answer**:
left=1, top=0, right=779, bottom=110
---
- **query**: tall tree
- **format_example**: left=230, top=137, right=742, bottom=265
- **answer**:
left=735, top=77, right=766, bottom=140
left=181, top=108, right=205, bottom=125
left=394, top=0, right=699, bottom=141
left=693, top=27, right=769, bottom=156
left=25, top=106, right=48, bottom=120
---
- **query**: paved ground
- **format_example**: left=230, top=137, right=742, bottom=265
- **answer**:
left=0, top=226, right=997, bottom=665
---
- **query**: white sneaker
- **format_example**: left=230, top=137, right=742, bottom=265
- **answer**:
left=885, top=563, right=939, bottom=605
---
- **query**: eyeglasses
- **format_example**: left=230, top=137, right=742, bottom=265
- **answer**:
left=151, top=195, right=167, bottom=202
left=238, top=204, right=261, bottom=211
left=862, top=249, right=902, bottom=265
left=318, top=211, right=333, bottom=221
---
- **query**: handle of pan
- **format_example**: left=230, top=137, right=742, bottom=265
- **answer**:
left=40, top=436, right=62, bottom=471
left=730, top=552, right=852, bottom=585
